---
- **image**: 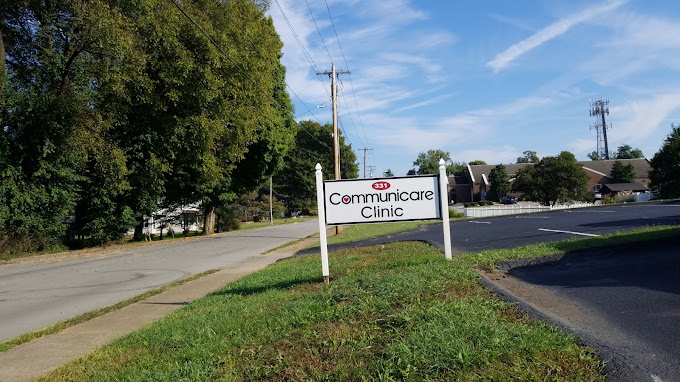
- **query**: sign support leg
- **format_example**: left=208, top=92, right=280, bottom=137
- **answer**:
left=439, top=159, right=452, bottom=260
left=315, top=163, right=330, bottom=283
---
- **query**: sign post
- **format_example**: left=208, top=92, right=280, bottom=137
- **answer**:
left=439, top=159, right=452, bottom=260
left=315, top=163, right=330, bottom=284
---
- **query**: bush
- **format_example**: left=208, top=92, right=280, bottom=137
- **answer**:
left=448, top=209, right=464, bottom=219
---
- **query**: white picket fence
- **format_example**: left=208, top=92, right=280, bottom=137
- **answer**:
left=464, top=202, right=595, bottom=218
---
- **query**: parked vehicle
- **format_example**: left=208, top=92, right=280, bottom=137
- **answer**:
left=501, top=195, right=517, bottom=204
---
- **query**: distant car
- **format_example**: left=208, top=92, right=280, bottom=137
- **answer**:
left=501, top=195, right=517, bottom=204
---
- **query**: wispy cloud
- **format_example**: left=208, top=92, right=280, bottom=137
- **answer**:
left=488, top=13, right=536, bottom=32
left=610, top=93, right=680, bottom=143
left=394, top=93, right=455, bottom=113
left=380, top=53, right=444, bottom=83
left=486, top=0, right=627, bottom=73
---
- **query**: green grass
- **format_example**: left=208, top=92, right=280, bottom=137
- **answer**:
left=38, top=231, right=632, bottom=381
left=461, top=225, right=680, bottom=271
left=326, top=220, right=437, bottom=245
left=0, top=269, right=220, bottom=353
left=237, top=217, right=313, bottom=231
left=321, top=209, right=466, bottom=247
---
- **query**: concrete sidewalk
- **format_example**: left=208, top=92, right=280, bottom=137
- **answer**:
left=0, top=236, right=320, bottom=382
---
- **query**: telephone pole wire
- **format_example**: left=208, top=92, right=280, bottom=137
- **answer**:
left=317, top=64, right=350, bottom=234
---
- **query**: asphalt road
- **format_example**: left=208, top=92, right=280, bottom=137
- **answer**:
left=311, top=201, right=680, bottom=254
left=499, top=238, right=680, bottom=382
left=0, top=220, right=319, bottom=342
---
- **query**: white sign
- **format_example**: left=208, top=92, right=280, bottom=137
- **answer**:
left=324, top=175, right=441, bottom=225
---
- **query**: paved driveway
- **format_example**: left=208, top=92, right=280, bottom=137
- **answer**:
left=487, top=238, right=680, bottom=382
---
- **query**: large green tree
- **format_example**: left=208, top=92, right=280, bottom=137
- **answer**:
left=413, top=150, right=451, bottom=175
left=488, top=164, right=510, bottom=201
left=512, top=152, right=590, bottom=206
left=516, top=150, right=539, bottom=164
left=614, top=144, right=644, bottom=159
left=649, top=124, right=680, bottom=198
left=610, top=161, right=636, bottom=183
left=412, top=150, right=466, bottom=175
left=1, top=0, right=138, bottom=249
left=275, top=120, right=358, bottom=212
left=1, top=0, right=297, bottom=253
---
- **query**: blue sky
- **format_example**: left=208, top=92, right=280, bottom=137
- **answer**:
left=268, top=0, right=680, bottom=177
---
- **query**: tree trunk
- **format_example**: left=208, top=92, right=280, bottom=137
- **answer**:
left=0, top=29, right=5, bottom=72
left=202, top=203, right=216, bottom=235
left=133, top=218, right=144, bottom=241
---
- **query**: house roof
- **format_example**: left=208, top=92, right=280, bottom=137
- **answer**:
left=602, top=183, right=650, bottom=192
left=467, top=158, right=651, bottom=185
left=467, top=163, right=532, bottom=185
left=579, top=158, right=651, bottom=180
left=448, top=176, right=470, bottom=185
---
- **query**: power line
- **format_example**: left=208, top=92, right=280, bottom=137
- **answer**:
left=272, top=0, right=331, bottom=101
left=337, top=80, right=366, bottom=147
left=304, top=0, right=333, bottom=65
left=273, top=0, right=319, bottom=73
left=168, top=0, right=331, bottom=151
left=324, top=0, right=371, bottom=148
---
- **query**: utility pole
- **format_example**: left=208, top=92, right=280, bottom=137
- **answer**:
left=590, top=99, right=612, bottom=160
left=368, top=166, right=376, bottom=178
left=317, top=65, right=350, bottom=235
left=359, top=148, right=373, bottom=178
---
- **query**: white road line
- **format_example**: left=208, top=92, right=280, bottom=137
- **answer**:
left=515, top=216, right=550, bottom=219
left=538, top=228, right=600, bottom=237
left=470, top=221, right=491, bottom=224
left=651, top=374, right=664, bottom=382
left=568, top=210, right=617, bottom=213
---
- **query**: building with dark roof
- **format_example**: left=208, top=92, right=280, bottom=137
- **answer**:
left=447, top=158, right=652, bottom=203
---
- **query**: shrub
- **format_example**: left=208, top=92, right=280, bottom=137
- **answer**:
left=448, top=210, right=464, bottom=219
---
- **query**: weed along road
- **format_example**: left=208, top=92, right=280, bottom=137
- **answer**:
left=0, top=220, right=319, bottom=342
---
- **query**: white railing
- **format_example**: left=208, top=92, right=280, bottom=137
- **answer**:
left=464, top=202, right=595, bottom=218
left=634, top=192, right=653, bottom=202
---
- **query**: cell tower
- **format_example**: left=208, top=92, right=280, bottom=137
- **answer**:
left=589, top=99, right=612, bottom=160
